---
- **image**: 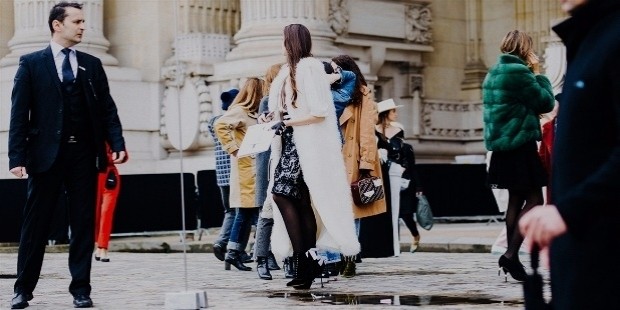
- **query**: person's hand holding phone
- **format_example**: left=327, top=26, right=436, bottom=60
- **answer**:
left=258, top=111, right=274, bottom=124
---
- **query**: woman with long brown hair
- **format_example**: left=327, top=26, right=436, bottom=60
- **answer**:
left=266, top=24, right=359, bottom=289
left=215, top=77, right=265, bottom=271
left=331, top=55, right=387, bottom=276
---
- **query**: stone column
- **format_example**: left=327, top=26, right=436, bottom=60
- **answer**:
left=0, top=0, right=117, bottom=66
left=226, top=0, right=340, bottom=61
left=461, top=0, right=486, bottom=92
left=160, top=0, right=239, bottom=152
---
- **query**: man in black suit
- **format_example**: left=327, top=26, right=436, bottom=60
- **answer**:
left=520, top=0, right=620, bottom=308
left=8, top=2, right=127, bottom=309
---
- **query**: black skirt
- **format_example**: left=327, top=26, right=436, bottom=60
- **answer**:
left=272, top=127, right=305, bottom=200
left=488, top=140, right=548, bottom=190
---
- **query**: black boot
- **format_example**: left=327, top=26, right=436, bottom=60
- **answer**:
left=267, top=252, right=281, bottom=270
left=256, top=256, right=272, bottom=280
left=286, top=252, right=304, bottom=287
left=224, top=249, right=252, bottom=271
left=212, top=243, right=225, bottom=261
left=292, top=249, right=324, bottom=290
left=284, top=256, right=295, bottom=279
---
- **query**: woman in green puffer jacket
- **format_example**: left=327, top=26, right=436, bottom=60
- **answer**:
left=482, top=30, right=555, bottom=282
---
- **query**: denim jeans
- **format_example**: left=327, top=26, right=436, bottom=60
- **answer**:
left=227, top=208, right=259, bottom=251
left=254, top=216, right=274, bottom=257
left=214, top=186, right=234, bottom=246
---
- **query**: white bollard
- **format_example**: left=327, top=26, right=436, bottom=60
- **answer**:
left=164, top=290, right=208, bottom=310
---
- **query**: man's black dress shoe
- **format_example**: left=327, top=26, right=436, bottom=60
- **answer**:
left=73, top=295, right=93, bottom=308
left=11, top=292, right=33, bottom=309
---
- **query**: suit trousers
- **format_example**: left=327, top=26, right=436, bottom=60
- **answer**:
left=14, top=141, right=97, bottom=297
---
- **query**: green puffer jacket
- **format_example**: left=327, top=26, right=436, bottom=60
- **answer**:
left=482, top=54, right=555, bottom=151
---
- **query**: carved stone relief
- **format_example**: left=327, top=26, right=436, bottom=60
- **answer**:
left=405, top=3, right=432, bottom=44
left=420, top=100, right=483, bottom=140
left=329, top=0, right=349, bottom=35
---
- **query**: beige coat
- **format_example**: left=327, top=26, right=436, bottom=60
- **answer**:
left=214, top=105, right=257, bottom=208
left=339, top=86, right=387, bottom=219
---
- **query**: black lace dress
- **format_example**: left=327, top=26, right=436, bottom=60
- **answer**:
left=271, top=111, right=308, bottom=200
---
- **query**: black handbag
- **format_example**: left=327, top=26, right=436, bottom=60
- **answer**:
left=351, top=175, right=385, bottom=205
left=524, top=246, right=552, bottom=309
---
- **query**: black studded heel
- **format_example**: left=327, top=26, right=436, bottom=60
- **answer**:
left=292, top=248, right=326, bottom=289
left=498, top=255, right=526, bottom=282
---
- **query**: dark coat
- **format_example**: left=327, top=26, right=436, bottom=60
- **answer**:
left=399, top=142, right=422, bottom=215
left=9, top=46, right=125, bottom=173
left=550, top=1, right=620, bottom=308
left=482, top=54, right=555, bottom=151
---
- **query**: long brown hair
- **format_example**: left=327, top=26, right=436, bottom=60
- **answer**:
left=282, top=24, right=312, bottom=108
left=263, top=63, right=282, bottom=93
left=500, top=30, right=534, bottom=64
left=230, top=78, right=265, bottom=114
left=332, top=55, right=367, bottom=106
left=377, top=110, right=392, bottom=135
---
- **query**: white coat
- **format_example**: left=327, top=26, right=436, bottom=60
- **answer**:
left=266, top=57, right=361, bottom=257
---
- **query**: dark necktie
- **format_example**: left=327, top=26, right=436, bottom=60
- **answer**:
left=61, top=48, right=75, bottom=84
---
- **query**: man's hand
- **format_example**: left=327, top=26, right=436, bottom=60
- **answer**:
left=10, top=166, right=27, bottom=178
left=112, top=150, right=127, bottom=164
left=519, top=205, right=567, bottom=267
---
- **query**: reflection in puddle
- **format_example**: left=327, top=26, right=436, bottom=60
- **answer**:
left=267, top=292, right=522, bottom=306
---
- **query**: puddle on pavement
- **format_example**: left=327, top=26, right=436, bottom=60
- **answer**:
left=267, top=292, right=522, bottom=306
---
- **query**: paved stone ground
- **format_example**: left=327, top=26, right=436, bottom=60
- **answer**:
left=0, top=251, right=543, bottom=309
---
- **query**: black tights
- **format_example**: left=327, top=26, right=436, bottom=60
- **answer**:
left=400, top=215, right=419, bottom=237
left=273, top=188, right=316, bottom=253
left=504, top=188, right=543, bottom=262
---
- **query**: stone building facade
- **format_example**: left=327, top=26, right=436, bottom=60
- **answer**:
left=0, top=0, right=566, bottom=177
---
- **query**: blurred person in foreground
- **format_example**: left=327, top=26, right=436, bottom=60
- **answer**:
left=520, top=0, right=620, bottom=308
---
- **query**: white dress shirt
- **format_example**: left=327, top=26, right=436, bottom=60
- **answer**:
left=50, top=40, right=77, bottom=82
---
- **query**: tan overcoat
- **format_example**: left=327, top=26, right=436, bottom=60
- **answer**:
left=339, top=86, right=387, bottom=219
left=214, top=105, right=257, bottom=208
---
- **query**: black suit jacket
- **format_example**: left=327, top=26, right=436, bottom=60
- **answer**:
left=9, top=46, right=125, bottom=173
left=549, top=1, right=620, bottom=308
